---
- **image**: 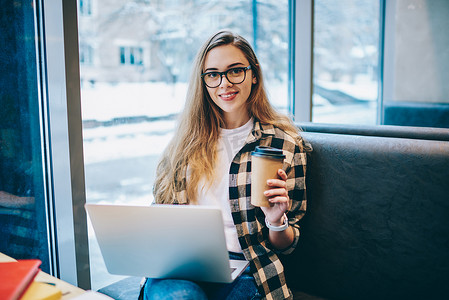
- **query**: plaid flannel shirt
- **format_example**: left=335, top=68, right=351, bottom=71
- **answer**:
left=173, top=119, right=307, bottom=299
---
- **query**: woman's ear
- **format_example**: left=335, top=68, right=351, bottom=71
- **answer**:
left=252, top=76, right=257, bottom=84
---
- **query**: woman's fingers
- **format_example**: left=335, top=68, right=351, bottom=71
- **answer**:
left=262, top=168, right=290, bottom=207
left=268, top=196, right=289, bottom=205
left=266, top=169, right=287, bottom=187
left=264, top=187, right=288, bottom=197
left=277, top=169, right=288, bottom=180
left=267, top=179, right=286, bottom=188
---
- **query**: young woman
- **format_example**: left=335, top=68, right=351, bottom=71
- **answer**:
left=142, top=30, right=308, bottom=300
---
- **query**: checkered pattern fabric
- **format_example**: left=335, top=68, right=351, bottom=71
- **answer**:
left=173, top=120, right=307, bottom=299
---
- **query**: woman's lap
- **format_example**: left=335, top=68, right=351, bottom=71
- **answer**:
left=142, top=267, right=261, bottom=300
left=200, top=271, right=261, bottom=300
left=143, top=278, right=208, bottom=300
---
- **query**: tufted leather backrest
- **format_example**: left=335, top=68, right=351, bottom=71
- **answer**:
left=283, top=124, right=449, bottom=300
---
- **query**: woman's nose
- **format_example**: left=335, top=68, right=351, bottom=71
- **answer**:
left=219, top=74, right=233, bottom=87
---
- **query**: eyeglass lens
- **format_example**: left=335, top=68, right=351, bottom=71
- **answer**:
left=203, top=67, right=247, bottom=88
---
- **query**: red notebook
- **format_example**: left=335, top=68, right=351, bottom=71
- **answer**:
left=0, top=259, right=41, bottom=300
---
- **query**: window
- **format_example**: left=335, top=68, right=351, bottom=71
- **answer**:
left=119, top=46, right=143, bottom=65
left=80, top=43, right=94, bottom=65
left=0, top=0, right=50, bottom=273
left=78, top=0, right=290, bottom=290
left=79, top=0, right=92, bottom=16
left=312, top=0, right=380, bottom=124
left=381, top=0, right=449, bottom=128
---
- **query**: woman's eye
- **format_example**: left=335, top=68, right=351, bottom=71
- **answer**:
left=207, top=72, right=219, bottom=79
left=229, top=68, right=243, bottom=76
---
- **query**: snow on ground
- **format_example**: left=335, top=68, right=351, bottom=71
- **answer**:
left=316, top=76, right=378, bottom=101
left=313, top=77, right=378, bottom=124
left=82, top=120, right=175, bottom=164
left=80, top=82, right=187, bottom=121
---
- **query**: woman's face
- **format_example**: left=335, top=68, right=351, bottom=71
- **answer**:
left=203, top=44, right=256, bottom=128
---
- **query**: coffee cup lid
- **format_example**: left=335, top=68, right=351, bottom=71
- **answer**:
left=251, top=146, right=286, bottom=159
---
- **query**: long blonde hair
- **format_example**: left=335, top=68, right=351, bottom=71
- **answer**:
left=153, top=30, right=299, bottom=204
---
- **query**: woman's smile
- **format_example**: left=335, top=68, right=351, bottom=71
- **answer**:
left=219, top=91, right=238, bottom=101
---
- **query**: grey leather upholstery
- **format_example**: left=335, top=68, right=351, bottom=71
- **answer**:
left=383, top=101, right=449, bottom=128
left=297, top=122, right=449, bottom=141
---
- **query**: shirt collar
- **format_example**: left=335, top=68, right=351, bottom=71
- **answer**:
left=245, top=119, right=276, bottom=145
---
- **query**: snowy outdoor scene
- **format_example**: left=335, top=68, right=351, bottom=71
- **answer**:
left=78, top=0, right=379, bottom=290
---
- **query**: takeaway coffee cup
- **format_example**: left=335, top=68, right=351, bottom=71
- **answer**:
left=251, top=146, right=286, bottom=207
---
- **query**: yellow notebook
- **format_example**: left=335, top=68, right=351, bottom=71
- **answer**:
left=20, top=282, right=62, bottom=300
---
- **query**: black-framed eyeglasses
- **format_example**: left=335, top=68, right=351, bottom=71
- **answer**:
left=201, top=65, right=251, bottom=88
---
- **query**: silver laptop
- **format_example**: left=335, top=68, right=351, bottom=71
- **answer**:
left=85, top=204, right=249, bottom=283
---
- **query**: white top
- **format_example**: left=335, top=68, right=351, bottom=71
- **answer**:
left=197, top=118, right=254, bottom=253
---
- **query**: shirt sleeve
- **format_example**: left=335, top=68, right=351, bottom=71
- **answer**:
left=276, top=137, right=308, bottom=255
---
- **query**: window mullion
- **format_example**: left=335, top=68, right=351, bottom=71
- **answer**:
left=293, top=0, right=313, bottom=122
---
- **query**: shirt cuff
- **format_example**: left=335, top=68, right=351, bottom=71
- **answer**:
left=273, top=224, right=300, bottom=255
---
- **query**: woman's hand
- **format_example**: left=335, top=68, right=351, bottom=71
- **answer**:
left=260, top=169, right=289, bottom=226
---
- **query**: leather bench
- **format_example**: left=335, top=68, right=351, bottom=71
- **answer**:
left=282, top=123, right=449, bottom=300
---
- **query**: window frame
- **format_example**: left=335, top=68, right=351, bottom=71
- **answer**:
left=291, top=0, right=313, bottom=122
left=41, top=0, right=90, bottom=289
